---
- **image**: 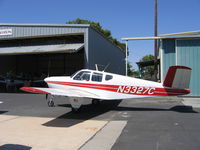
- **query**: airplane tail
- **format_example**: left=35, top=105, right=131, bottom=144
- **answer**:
left=163, top=66, right=192, bottom=89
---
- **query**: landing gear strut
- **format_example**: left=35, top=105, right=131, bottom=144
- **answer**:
left=69, top=97, right=83, bottom=113
left=71, top=107, right=80, bottom=113
left=46, top=94, right=55, bottom=107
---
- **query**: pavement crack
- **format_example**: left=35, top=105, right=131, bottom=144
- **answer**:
left=0, top=116, right=21, bottom=123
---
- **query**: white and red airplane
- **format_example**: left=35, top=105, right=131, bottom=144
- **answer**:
left=20, top=66, right=191, bottom=112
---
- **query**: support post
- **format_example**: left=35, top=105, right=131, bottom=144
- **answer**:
left=154, top=0, right=158, bottom=81
left=125, top=40, right=128, bottom=76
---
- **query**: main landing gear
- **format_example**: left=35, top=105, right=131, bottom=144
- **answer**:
left=69, top=97, right=83, bottom=113
left=71, top=107, right=81, bottom=113
left=92, top=99, right=101, bottom=105
left=46, top=94, right=55, bottom=107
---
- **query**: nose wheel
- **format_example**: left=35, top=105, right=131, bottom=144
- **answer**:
left=48, top=100, right=55, bottom=107
left=46, top=94, right=55, bottom=107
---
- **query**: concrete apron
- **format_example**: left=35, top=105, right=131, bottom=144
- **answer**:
left=182, top=98, right=200, bottom=108
left=0, top=115, right=107, bottom=150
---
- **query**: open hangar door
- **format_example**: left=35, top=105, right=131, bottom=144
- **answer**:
left=0, top=35, right=85, bottom=92
left=0, top=48, right=84, bottom=92
left=16, top=50, right=84, bottom=77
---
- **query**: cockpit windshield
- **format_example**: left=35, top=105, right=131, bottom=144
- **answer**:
left=70, top=71, right=79, bottom=78
left=73, top=71, right=91, bottom=81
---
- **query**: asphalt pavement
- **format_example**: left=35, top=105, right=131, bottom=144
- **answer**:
left=0, top=93, right=200, bottom=150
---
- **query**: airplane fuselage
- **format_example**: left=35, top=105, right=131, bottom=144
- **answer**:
left=44, top=69, right=190, bottom=100
left=20, top=66, right=191, bottom=110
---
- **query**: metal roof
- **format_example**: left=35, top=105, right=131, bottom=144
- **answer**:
left=159, top=30, right=200, bottom=37
left=0, top=23, right=124, bottom=54
left=0, top=23, right=90, bottom=27
left=0, top=24, right=89, bottom=40
left=121, top=36, right=161, bottom=41
left=121, top=30, right=200, bottom=41
left=0, top=43, right=84, bottom=55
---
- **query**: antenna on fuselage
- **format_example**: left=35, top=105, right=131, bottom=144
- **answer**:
left=103, top=63, right=110, bottom=72
left=95, top=64, right=99, bottom=71
left=95, top=63, right=110, bottom=72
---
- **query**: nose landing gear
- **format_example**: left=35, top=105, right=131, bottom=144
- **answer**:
left=46, top=94, right=55, bottom=107
left=48, top=100, right=55, bottom=107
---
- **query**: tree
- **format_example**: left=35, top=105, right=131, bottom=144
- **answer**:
left=128, top=62, right=134, bottom=76
left=127, top=62, right=141, bottom=78
left=66, top=18, right=126, bottom=51
left=139, top=54, right=155, bottom=79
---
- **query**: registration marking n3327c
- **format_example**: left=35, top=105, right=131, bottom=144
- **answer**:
left=117, top=86, right=155, bottom=95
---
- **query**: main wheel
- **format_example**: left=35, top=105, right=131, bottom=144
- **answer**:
left=71, top=107, right=80, bottom=113
left=48, top=101, right=55, bottom=107
left=92, top=99, right=100, bottom=105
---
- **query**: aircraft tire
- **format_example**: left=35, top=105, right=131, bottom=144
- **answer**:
left=92, top=99, right=100, bottom=105
left=48, top=101, right=55, bottom=107
left=71, top=107, right=80, bottom=113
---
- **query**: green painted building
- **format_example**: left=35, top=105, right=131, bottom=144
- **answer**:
left=159, top=31, right=200, bottom=96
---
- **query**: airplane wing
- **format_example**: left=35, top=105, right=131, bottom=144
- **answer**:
left=20, top=87, right=101, bottom=99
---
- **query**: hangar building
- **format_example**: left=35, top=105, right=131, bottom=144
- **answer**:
left=122, top=30, right=200, bottom=97
left=0, top=24, right=125, bottom=91
left=160, top=31, right=200, bottom=96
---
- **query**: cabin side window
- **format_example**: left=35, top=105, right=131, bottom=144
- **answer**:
left=105, top=75, right=113, bottom=81
left=73, top=71, right=91, bottom=81
left=92, top=73, right=103, bottom=82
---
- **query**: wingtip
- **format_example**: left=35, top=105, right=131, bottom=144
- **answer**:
left=20, top=87, right=49, bottom=94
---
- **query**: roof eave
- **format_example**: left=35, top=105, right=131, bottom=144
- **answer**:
left=0, top=23, right=91, bottom=28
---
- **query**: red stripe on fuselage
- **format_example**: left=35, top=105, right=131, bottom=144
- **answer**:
left=47, top=81, right=190, bottom=96
left=48, top=81, right=118, bottom=91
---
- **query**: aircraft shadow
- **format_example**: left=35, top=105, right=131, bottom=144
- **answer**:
left=43, top=100, right=122, bottom=127
left=0, top=144, right=32, bottom=150
left=0, top=111, right=9, bottom=115
left=43, top=101, right=198, bottom=128
left=114, top=105, right=198, bottom=113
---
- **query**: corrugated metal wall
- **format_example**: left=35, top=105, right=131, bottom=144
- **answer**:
left=161, top=39, right=176, bottom=80
left=176, top=39, right=200, bottom=96
left=161, top=39, right=200, bottom=96
left=0, top=24, right=88, bottom=39
left=0, top=24, right=125, bottom=75
left=88, top=28, right=125, bottom=75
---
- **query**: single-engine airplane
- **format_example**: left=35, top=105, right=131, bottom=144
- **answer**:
left=20, top=66, right=191, bottom=112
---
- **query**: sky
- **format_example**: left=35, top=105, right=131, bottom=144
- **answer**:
left=0, top=0, right=199, bottom=69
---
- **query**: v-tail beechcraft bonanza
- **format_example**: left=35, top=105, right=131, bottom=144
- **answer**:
left=21, top=66, right=191, bottom=112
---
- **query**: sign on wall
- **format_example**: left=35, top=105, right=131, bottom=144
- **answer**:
left=0, top=29, right=12, bottom=36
